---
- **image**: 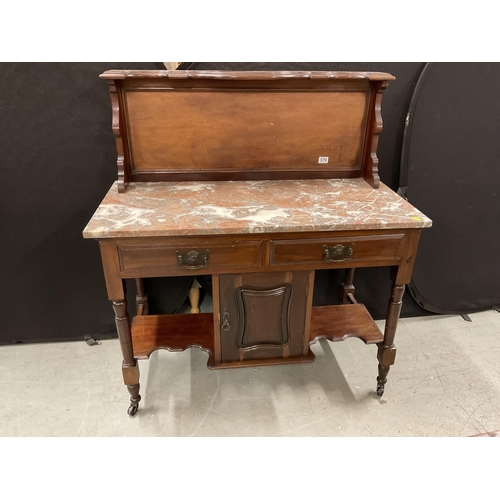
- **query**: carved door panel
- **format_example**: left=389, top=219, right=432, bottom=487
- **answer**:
left=219, top=271, right=310, bottom=363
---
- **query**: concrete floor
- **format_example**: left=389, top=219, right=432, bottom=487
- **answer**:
left=1, top=309, right=499, bottom=437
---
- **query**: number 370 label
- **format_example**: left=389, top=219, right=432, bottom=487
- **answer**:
left=318, top=156, right=329, bottom=164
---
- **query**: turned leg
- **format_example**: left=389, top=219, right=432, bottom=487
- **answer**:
left=376, top=283, right=405, bottom=396
left=374, top=230, right=422, bottom=396
left=135, top=278, right=149, bottom=315
left=189, top=279, right=201, bottom=314
left=339, top=268, right=355, bottom=304
left=112, top=299, right=141, bottom=416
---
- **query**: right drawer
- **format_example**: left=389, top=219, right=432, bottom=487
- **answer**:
left=270, top=234, right=405, bottom=266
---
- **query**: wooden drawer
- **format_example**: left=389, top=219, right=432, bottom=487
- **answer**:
left=118, top=239, right=264, bottom=275
left=270, top=234, right=404, bottom=266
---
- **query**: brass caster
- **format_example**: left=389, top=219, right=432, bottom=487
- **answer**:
left=128, top=404, right=139, bottom=417
left=376, top=385, right=385, bottom=397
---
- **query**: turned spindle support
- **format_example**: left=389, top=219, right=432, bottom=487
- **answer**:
left=135, top=278, right=149, bottom=316
left=112, top=299, right=141, bottom=416
left=339, top=268, right=356, bottom=304
left=376, top=283, right=405, bottom=396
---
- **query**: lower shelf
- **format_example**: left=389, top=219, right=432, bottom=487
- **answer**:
left=310, top=304, right=383, bottom=345
left=130, top=304, right=384, bottom=368
left=131, top=313, right=215, bottom=363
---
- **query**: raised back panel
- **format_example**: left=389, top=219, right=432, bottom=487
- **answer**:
left=125, top=90, right=367, bottom=172
left=100, top=70, right=395, bottom=191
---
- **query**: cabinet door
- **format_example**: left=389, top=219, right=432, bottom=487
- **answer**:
left=219, top=271, right=310, bottom=363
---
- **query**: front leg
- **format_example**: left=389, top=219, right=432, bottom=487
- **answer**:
left=376, top=284, right=404, bottom=396
left=113, top=299, right=141, bottom=416
left=100, top=241, right=143, bottom=416
left=376, top=230, right=421, bottom=396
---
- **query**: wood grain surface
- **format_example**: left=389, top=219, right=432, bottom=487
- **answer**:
left=125, top=90, right=367, bottom=173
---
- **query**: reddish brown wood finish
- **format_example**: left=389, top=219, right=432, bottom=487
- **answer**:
left=219, top=271, right=310, bottom=363
left=125, top=90, right=367, bottom=174
left=126, top=303, right=383, bottom=369
left=97, top=227, right=422, bottom=411
left=376, top=284, right=405, bottom=395
left=99, top=70, right=394, bottom=188
left=103, top=229, right=414, bottom=279
left=131, top=313, right=215, bottom=364
left=212, top=351, right=316, bottom=369
left=211, top=275, right=222, bottom=365
left=391, top=229, right=422, bottom=285
left=270, top=233, right=404, bottom=266
left=131, top=307, right=356, bottom=370
left=98, top=228, right=423, bottom=402
left=99, top=239, right=125, bottom=300
left=361, top=81, right=387, bottom=188
left=118, top=238, right=264, bottom=275
left=134, top=278, right=148, bottom=315
left=106, top=81, right=129, bottom=193
left=112, top=299, right=141, bottom=415
left=310, top=304, right=383, bottom=345
left=87, top=71, right=431, bottom=414
left=302, top=270, right=316, bottom=356
left=339, top=268, right=356, bottom=304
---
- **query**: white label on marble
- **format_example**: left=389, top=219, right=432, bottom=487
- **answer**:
left=318, top=156, right=329, bottom=164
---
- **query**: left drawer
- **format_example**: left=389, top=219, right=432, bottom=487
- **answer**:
left=117, top=239, right=265, bottom=276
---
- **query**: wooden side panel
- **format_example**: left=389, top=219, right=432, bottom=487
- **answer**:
left=99, top=240, right=124, bottom=300
left=361, top=82, right=387, bottom=188
left=107, top=82, right=128, bottom=193
left=219, top=271, right=310, bottom=363
left=125, top=90, right=368, bottom=174
left=392, top=229, right=423, bottom=285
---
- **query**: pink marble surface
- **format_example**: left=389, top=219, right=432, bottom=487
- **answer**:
left=83, top=178, right=432, bottom=239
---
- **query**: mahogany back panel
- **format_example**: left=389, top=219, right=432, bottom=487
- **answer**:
left=100, top=70, right=395, bottom=191
left=126, top=90, right=366, bottom=172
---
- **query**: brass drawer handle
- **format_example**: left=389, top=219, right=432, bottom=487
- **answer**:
left=323, top=243, right=354, bottom=262
left=175, top=249, right=210, bottom=270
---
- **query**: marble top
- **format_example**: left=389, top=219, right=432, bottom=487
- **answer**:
left=82, top=178, right=432, bottom=239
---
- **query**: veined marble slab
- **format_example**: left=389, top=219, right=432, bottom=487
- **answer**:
left=83, top=178, right=432, bottom=238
